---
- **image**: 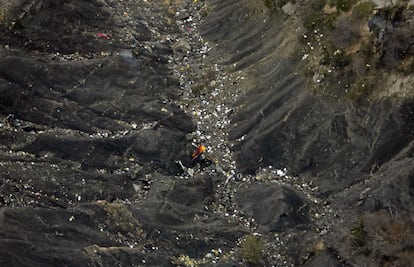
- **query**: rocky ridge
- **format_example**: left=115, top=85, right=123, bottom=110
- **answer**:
left=0, top=0, right=413, bottom=266
left=200, top=0, right=414, bottom=266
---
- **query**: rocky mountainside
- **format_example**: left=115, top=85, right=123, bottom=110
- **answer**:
left=0, top=0, right=413, bottom=266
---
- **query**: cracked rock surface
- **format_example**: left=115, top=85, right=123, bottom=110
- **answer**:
left=0, top=0, right=413, bottom=266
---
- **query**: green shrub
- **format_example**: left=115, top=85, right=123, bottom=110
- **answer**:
left=352, top=2, right=376, bottom=20
left=380, top=4, right=405, bottom=22
left=348, top=211, right=414, bottom=265
left=303, top=11, right=337, bottom=31
left=0, top=8, right=8, bottom=26
left=348, top=75, right=376, bottom=102
left=263, top=0, right=273, bottom=7
left=331, top=49, right=352, bottom=68
left=240, top=234, right=264, bottom=265
left=98, top=201, right=138, bottom=234
left=310, top=0, right=327, bottom=11
left=330, top=0, right=358, bottom=12
left=170, top=255, right=201, bottom=267
left=399, top=56, right=414, bottom=74
left=191, top=83, right=204, bottom=96
left=350, top=218, right=368, bottom=248
left=398, top=250, right=414, bottom=266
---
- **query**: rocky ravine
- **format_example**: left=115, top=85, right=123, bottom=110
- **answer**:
left=0, top=0, right=413, bottom=267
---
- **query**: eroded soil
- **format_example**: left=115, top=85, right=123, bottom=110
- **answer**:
left=0, top=0, right=413, bottom=266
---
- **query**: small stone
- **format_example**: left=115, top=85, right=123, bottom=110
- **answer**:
left=174, top=39, right=191, bottom=53
left=177, top=10, right=190, bottom=20
left=282, top=2, right=298, bottom=16
left=133, top=183, right=140, bottom=192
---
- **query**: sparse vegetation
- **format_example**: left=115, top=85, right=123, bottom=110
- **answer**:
left=300, top=239, right=328, bottom=264
left=352, top=2, right=376, bottom=20
left=0, top=3, right=17, bottom=28
left=310, top=0, right=327, bottom=11
left=331, top=49, right=352, bottom=68
left=170, top=255, right=202, bottom=267
left=303, top=11, right=337, bottom=31
left=313, top=240, right=327, bottom=254
left=263, top=0, right=296, bottom=10
left=299, top=0, right=414, bottom=102
left=350, top=217, right=368, bottom=249
left=349, top=211, right=414, bottom=265
left=0, top=7, right=9, bottom=27
left=240, top=234, right=264, bottom=265
left=191, top=66, right=217, bottom=96
left=379, top=3, right=405, bottom=22
left=98, top=200, right=139, bottom=234
left=330, top=0, right=358, bottom=12
left=399, top=56, right=414, bottom=74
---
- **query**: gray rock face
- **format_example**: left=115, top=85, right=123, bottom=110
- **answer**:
left=174, top=39, right=191, bottom=53
left=302, top=251, right=343, bottom=267
left=282, top=2, right=298, bottom=16
left=370, top=0, right=394, bottom=8
left=236, top=184, right=309, bottom=232
left=1, top=0, right=413, bottom=266
left=201, top=0, right=414, bottom=265
left=0, top=0, right=245, bottom=266
left=201, top=0, right=414, bottom=196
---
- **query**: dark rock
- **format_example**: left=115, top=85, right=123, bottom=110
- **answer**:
left=1, top=0, right=413, bottom=265
left=235, top=184, right=310, bottom=232
left=173, top=39, right=191, bottom=53
left=2, top=0, right=118, bottom=54
left=133, top=175, right=245, bottom=258
left=202, top=0, right=414, bottom=197
left=302, top=250, right=344, bottom=267
left=145, top=175, right=214, bottom=211
left=177, top=10, right=191, bottom=20
left=0, top=0, right=214, bottom=265
left=0, top=207, right=115, bottom=267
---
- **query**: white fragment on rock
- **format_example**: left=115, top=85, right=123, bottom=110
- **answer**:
left=282, top=2, right=298, bottom=16
left=276, top=168, right=287, bottom=176
left=359, top=187, right=371, bottom=199
left=133, top=183, right=140, bottom=192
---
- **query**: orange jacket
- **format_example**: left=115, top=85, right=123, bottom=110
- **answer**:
left=191, top=145, right=206, bottom=160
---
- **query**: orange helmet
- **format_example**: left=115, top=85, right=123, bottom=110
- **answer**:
left=198, top=145, right=206, bottom=153
left=192, top=144, right=206, bottom=159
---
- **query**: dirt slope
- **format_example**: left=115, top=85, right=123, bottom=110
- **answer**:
left=0, top=0, right=413, bottom=266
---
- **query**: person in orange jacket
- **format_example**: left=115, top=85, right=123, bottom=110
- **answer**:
left=191, top=144, right=213, bottom=167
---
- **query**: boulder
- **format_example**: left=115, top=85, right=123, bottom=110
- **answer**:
left=282, top=2, right=298, bottom=16
left=174, top=39, right=191, bottom=53
left=235, top=184, right=310, bottom=232
left=303, top=251, right=343, bottom=267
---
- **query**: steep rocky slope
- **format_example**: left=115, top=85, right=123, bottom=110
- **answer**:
left=201, top=0, right=414, bottom=266
left=0, top=0, right=413, bottom=266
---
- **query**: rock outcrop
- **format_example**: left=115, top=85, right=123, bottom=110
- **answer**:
left=0, top=0, right=413, bottom=266
left=201, top=0, right=414, bottom=265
